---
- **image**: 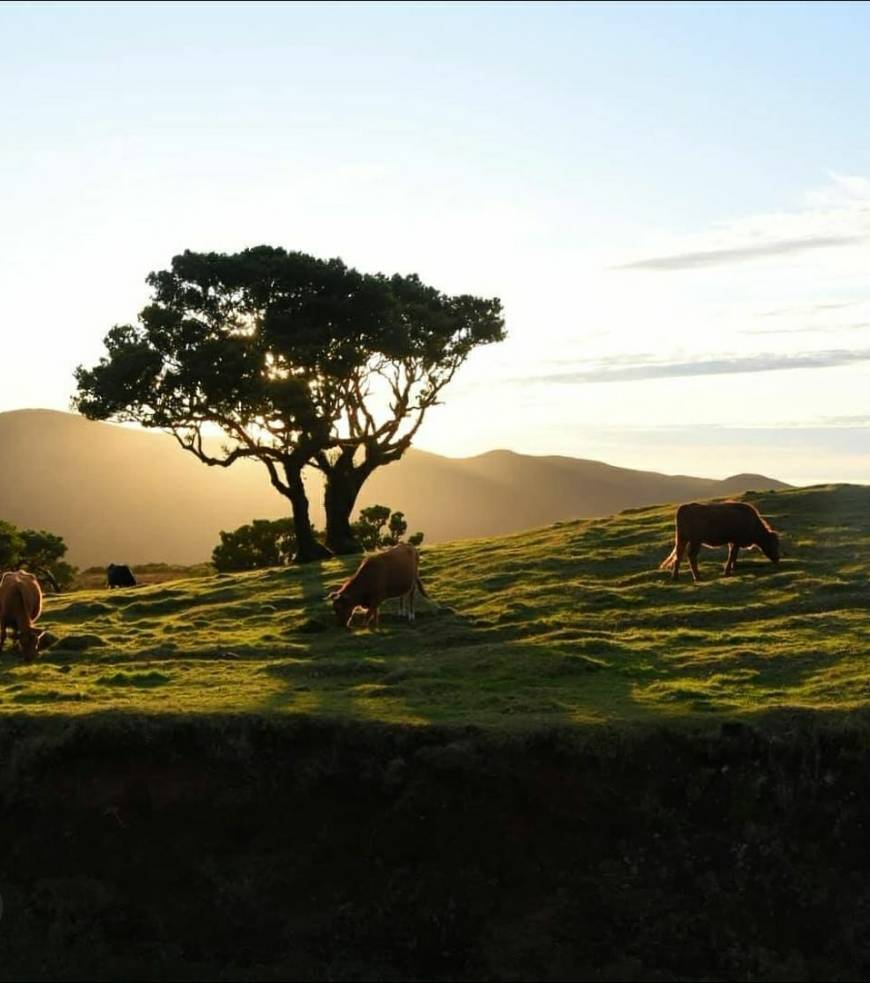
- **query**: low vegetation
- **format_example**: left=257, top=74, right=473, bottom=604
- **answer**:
left=4, top=483, right=867, bottom=727
left=0, top=520, right=76, bottom=591
left=211, top=505, right=423, bottom=572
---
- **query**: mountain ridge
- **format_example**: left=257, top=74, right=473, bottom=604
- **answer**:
left=0, top=409, right=790, bottom=566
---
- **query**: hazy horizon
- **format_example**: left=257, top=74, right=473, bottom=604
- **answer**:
left=0, top=408, right=792, bottom=566
left=1, top=1, right=868, bottom=487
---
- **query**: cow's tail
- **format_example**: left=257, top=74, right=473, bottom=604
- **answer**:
left=415, top=575, right=428, bottom=598
left=659, top=546, right=678, bottom=571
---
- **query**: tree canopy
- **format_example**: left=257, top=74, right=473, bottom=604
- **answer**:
left=74, top=246, right=504, bottom=559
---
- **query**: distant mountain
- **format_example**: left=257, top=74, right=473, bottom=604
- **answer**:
left=0, top=410, right=790, bottom=567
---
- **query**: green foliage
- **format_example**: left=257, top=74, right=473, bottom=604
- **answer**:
left=212, top=518, right=301, bottom=572
left=0, top=520, right=24, bottom=568
left=7, top=485, right=870, bottom=727
left=351, top=505, right=424, bottom=551
left=20, top=528, right=67, bottom=570
left=0, top=521, right=76, bottom=590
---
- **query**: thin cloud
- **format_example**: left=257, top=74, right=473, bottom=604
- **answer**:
left=743, top=320, right=870, bottom=337
left=616, top=234, right=867, bottom=272
left=818, top=413, right=870, bottom=426
left=525, top=348, right=870, bottom=384
left=759, top=300, right=861, bottom=318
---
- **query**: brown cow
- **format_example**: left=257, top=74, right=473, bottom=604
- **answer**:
left=328, top=543, right=427, bottom=629
left=0, top=571, right=46, bottom=659
left=659, top=501, right=780, bottom=582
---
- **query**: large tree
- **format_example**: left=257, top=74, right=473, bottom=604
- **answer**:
left=74, top=246, right=504, bottom=560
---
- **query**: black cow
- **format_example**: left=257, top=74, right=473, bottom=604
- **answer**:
left=106, top=563, right=137, bottom=589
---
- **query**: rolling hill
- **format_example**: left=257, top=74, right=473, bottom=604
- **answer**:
left=0, top=408, right=789, bottom=567
left=8, top=482, right=866, bottom=723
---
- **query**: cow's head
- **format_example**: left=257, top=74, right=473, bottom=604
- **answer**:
left=327, top=585, right=356, bottom=628
left=762, top=530, right=781, bottom=564
left=17, top=625, right=46, bottom=661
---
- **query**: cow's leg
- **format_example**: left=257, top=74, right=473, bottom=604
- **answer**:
left=408, top=585, right=416, bottom=623
left=725, top=544, right=739, bottom=576
left=688, top=541, right=702, bottom=582
left=370, top=606, right=380, bottom=630
left=672, top=536, right=689, bottom=580
left=0, top=622, right=5, bottom=651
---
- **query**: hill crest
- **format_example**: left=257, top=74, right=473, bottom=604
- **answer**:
left=0, top=409, right=789, bottom=566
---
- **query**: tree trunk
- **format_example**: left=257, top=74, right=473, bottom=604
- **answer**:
left=324, top=466, right=367, bottom=556
left=286, top=474, right=331, bottom=564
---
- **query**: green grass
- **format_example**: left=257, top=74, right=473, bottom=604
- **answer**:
left=73, top=562, right=214, bottom=590
left=4, top=483, right=869, bottom=728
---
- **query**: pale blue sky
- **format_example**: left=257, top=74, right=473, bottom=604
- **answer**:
left=1, top=1, right=868, bottom=482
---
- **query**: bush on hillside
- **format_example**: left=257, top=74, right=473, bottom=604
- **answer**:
left=352, top=506, right=424, bottom=551
left=212, top=518, right=300, bottom=573
left=0, top=521, right=77, bottom=591
left=213, top=506, right=423, bottom=573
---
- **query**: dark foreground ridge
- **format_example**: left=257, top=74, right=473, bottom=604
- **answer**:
left=3, top=712, right=870, bottom=981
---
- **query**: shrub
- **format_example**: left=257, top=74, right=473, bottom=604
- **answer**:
left=0, top=522, right=77, bottom=591
left=352, top=506, right=424, bottom=551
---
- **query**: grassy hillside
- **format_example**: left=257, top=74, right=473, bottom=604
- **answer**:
left=6, top=483, right=867, bottom=726
left=0, top=408, right=788, bottom=566
left=3, top=482, right=870, bottom=981
left=73, top=562, right=214, bottom=590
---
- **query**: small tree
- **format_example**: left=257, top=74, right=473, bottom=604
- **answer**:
left=0, top=522, right=76, bottom=591
left=19, top=529, right=77, bottom=591
left=212, top=518, right=301, bottom=572
left=351, top=505, right=424, bottom=552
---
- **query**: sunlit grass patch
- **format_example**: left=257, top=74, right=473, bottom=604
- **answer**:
left=2, top=483, right=867, bottom=729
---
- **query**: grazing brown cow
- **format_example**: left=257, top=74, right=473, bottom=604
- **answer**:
left=659, top=501, right=780, bottom=582
left=0, top=571, right=46, bottom=659
left=328, top=543, right=427, bottom=629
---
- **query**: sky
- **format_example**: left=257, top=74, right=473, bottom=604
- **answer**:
left=1, top=0, right=868, bottom=485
